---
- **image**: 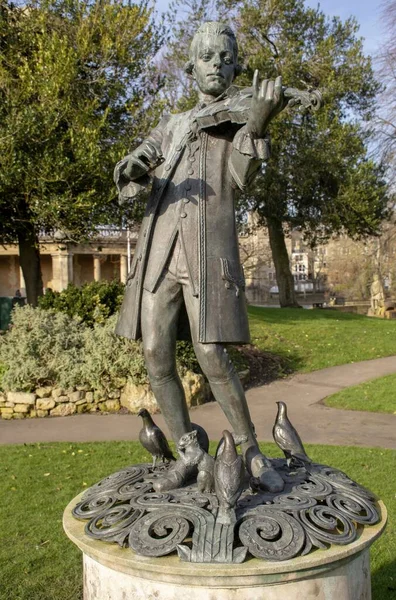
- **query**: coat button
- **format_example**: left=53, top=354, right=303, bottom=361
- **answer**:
left=180, top=212, right=187, bottom=218
left=188, top=168, right=194, bottom=176
left=165, top=164, right=171, bottom=171
left=176, top=144, right=182, bottom=151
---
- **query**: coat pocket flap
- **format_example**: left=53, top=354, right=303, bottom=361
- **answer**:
left=220, top=258, right=245, bottom=296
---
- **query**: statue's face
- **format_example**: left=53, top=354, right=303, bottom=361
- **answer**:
left=193, top=34, right=236, bottom=97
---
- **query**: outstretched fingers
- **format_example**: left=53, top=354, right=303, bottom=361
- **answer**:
left=274, top=75, right=283, bottom=104
left=252, top=69, right=260, bottom=97
left=265, top=80, right=274, bottom=100
left=260, top=79, right=269, bottom=99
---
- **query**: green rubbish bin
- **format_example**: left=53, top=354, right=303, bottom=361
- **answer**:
left=0, top=297, right=25, bottom=330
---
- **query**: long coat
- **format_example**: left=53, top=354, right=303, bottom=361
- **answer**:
left=114, top=91, right=270, bottom=344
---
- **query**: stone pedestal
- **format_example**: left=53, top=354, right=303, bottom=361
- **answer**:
left=64, top=494, right=386, bottom=600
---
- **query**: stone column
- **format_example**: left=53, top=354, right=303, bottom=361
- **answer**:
left=93, top=255, right=101, bottom=282
left=120, top=255, right=128, bottom=283
left=19, top=266, right=26, bottom=297
left=51, top=252, right=73, bottom=291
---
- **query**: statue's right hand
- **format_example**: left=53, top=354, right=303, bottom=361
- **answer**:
left=124, top=141, right=161, bottom=180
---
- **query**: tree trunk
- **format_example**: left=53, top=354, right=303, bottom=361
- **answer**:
left=267, top=216, right=301, bottom=308
left=18, top=223, right=43, bottom=306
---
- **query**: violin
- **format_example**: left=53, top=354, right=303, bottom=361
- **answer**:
left=193, top=85, right=323, bottom=131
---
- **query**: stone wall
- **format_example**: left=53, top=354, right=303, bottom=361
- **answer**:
left=0, top=371, right=212, bottom=419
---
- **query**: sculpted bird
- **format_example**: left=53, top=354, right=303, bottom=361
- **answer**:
left=214, top=430, right=245, bottom=524
left=215, top=432, right=248, bottom=459
left=272, top=401, right=311, bottom=468
left=137, top=409, right=176, bottom=469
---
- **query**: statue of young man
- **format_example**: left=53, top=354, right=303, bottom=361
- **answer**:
left=115, top=22, right=287, bottom=493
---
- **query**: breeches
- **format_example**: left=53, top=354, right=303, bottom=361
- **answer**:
left=141, top=235, right=234, bottom=385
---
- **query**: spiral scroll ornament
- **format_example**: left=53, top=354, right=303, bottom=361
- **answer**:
left=129, top=510, right=193, bottom=557
left=72, top=458, right=381, bottom=564
left=297, top=504, right=356, bottom=546
left=239, top=509, right=305, bottom=560
left=86, top=504, right=144, bottom=546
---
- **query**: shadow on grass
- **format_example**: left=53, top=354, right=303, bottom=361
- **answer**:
left=372, top=559, right=396, bottom=600
left=248, top=306, right=369, bottom=324
left=234, top=344, right=304, bottom=388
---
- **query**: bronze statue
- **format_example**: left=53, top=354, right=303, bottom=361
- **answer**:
left=177, top=430, right=215, bottom=493
left=137, top=408, right=176, bottom=468
left=214, top=430, right=245, bottom=524
left=272, top=401, right=312, bottom=468
left=114, top=22, right=300, bottom=494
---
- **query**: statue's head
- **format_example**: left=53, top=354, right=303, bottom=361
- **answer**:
left=185, top=22, right=242, bottom=97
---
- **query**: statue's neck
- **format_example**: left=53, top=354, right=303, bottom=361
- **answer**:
left=197, top=89, right=225, bottom=106
left=197, top=91, right=215, bottom=105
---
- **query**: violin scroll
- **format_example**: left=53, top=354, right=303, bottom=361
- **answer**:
left=283, top=87, right=323, bottom=114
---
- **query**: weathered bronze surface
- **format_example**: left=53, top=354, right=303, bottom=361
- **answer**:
left=137, top=408, right=176, bottom=469
left=273, top=401, right=312, bottom=467
left=72, top=457, right=381, bottom=564
left=113, top=21, right=322, bottom=494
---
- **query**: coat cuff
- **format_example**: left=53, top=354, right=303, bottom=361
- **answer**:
left=232, top=126, right=271, bottom=160
left=114, top=157, right=150, bottom=204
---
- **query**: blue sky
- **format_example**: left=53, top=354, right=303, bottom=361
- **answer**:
left=305, top=0, right=384, bottom=56
left=155, top=0, right=385, bottom=57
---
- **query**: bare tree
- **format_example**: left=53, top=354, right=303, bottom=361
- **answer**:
left=376, top=0, right=396, bottom=187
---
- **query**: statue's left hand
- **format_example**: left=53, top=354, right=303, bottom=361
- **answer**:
left=247, top=72, right=285, bottom=138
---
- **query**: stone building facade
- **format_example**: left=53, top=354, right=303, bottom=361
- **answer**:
left=1, top=218, right=393, bottom=303
left=239, top=217, right=317, bottom=304
left=0, top=228, right=138, bottom=297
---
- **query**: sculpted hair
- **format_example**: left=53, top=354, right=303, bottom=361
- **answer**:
left=185, top=21, right=242, bottom=78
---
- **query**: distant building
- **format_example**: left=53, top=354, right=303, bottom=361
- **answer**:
left=240, top=217, right=320, bottom=304
left=0, top=228, right=138, bottom=297
left=2, top=217, right=394, bottom=303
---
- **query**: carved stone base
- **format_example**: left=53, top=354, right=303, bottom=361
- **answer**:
left=68, top=459, right=384, bottom=563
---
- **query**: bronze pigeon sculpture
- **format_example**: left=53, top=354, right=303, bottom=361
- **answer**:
left=137, top=409, right=176, bottom=469
left=272, top=401, right=311, bottom=468
left=214, top=430, right=245, bottom=524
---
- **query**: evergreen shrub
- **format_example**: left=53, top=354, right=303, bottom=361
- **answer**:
left=38, top=280, right=125, bottom=326
left=0, top=306, right=201, bottom=393
left=0, top=305, right=85, bottom=391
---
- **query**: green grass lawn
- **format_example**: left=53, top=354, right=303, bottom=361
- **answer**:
left=0, top=441, right=394, bottom=600
left=325, top=373, right=396, bottom=413
left=248, top=306, right=396, bottom=374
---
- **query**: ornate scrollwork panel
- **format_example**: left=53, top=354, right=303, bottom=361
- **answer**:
left=72, top=459, right=381, bottom=564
